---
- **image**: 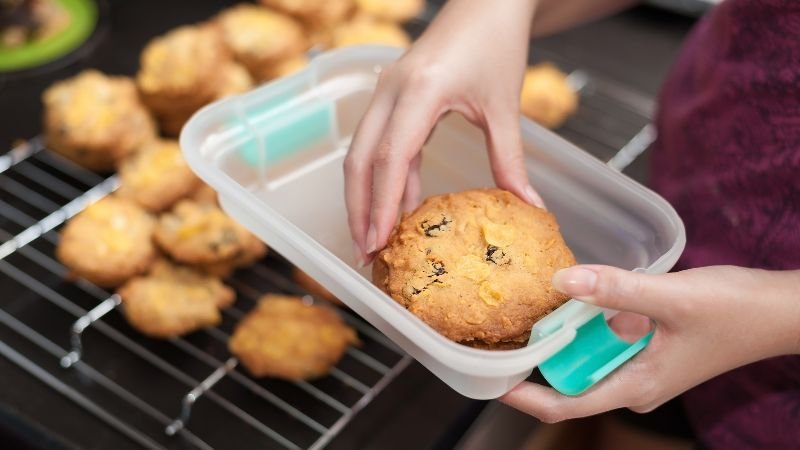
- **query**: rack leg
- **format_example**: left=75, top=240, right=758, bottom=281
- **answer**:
left=60, top=294, right=122, bottom=368
left=165, top=358, right=238, bottom=436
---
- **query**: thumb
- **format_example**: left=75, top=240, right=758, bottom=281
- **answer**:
left=552, top=265, right=675, bottom=320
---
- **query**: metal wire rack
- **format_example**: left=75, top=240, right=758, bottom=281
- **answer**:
left=0, top=49, right=654, bottom=450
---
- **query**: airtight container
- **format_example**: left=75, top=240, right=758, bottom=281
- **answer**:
left=180, top=46, right=685, bottom=400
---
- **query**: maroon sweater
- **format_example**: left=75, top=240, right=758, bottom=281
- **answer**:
left=650, top=0, right=800, bottom=448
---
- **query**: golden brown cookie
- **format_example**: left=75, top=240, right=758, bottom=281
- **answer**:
left=519, top=63, right=578, bottom=129
left=118, top=259, right=235, bottom=338
left=43, top=70, right=156, bottom=171
left=229, top=295, right=359, bottom=379
left=192, top=232, right=268, bottom=278
left=332, top=19, right=410, bottom=48
left=154, top=200, right=263, bottom=265
left=255, top=54, right=308, bottom=82
left=302, top=0, right=355, bottom=27
left=190, top=183, right=219, bottom=206
left=216, top=5, right=306, bottom=79
left=257, top=0, right=327, bottom=20
left=372, top=189, right=576, bottom=349
left=117, top=139, right=201, bottom=212
left=215, top=61, right=255, bottom=98
left=355, top=0, right=423, bottom=22
left=155, top=61, right=254, bottom=137
left=293, top=268, right=345, bottom=307
left=57, top=196, right=157, bottom=287
left=136, top=25, right=230, bottom=128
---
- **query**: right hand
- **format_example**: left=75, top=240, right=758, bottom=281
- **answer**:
left=343, top=0, right=544, bottom=266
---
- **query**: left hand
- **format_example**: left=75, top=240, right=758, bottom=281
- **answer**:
left=499, top=264, right=800, bottom=423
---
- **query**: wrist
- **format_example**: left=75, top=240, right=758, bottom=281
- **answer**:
left=761, top=269, right=800, bottom=356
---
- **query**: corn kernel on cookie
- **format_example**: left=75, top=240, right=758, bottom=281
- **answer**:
left=136, top=25, right=230, bottom=122
left=43, top=70, right=156, bottom=171
left=117, top=139, right=200, bottom=212
left=57, top=197, right=157, bottom=287
left=520, top=63, right=578, bottom=129
left=293, top=268, right=345, bottom=307
left=154, top=200, right=261, bottom=265
left=372, top=189, right=576, bottom=349
left=118, top=259, right=235, bottom=338
left=355, top=0, right=423, bottom=23
left=216, top=5, right=306, bottom=78
left=229, top=295, right=359, bottom=379
left=332, top=19, right=410, bottom=48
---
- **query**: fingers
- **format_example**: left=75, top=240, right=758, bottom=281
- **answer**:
left=552, top=265, right=686, bottom=321
left=483, top=107, right=545, bottom=208
left=366, top=94, right=439, bottom=256
left=344, top=79, right=396, bottom=265
left=401, top=152, right=423, bottom=213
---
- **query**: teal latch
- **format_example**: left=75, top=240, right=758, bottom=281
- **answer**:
left=235, top=91, right=337, bottom=167
left=538, top=313, right=653, bottom=396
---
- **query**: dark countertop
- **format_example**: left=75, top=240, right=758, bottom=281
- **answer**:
left=0, top=2, right=694, bottom=449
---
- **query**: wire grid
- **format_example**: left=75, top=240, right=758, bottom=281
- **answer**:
left=0, top=141, right=412, bottom=449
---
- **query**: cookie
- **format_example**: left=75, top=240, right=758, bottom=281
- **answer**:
left=118, top=259, right=235, bottom=338
left=156, top=61, right=254, bottom=136
left=136, top=25, right=230, bottom=126
left=372, top=189, right=576, bottom=349
left=42, top=70, right=156, bottom=171
left=355, top=0, right=423, bottom=23
left=257, top=0, right=328, bottom=20
left=192, top=232, right=268, bottom=278
left=302, top=0, right=354, bottom=28
left=519, top=63, right=578, bottom=129
left=332, top=19, right=410, bottom=48
left=154, top=200, right=264, bottom=265
left=293, top=268, right=345, bottom=307
left=229, top=295, right=359, bottom=380
left=255, top=54, right=308, bottom=82
left=56, top=196, right=157, bottom=287
left=117, top=139, right=201, bottom=212
left=190, top=183, right=219, bottom=206
left=216, top=5, right=306, bottom=79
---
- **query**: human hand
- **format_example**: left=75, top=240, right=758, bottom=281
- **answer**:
left=343, top=0, right=544, bottom=266
left=500, top=264, right=800, bottom=422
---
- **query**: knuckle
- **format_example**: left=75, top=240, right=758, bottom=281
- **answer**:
left=405, top=66, right=444, bottom=92
left=629, top=403, right=656, bottom=414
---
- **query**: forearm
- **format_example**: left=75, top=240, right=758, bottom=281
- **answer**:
left=531, top=0, right=640, bottom=38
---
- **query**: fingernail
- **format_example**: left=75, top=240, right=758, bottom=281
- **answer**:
left=366, top=224, right=378, bottom=254
left=352, top=241, right=365, bottom=268
left=552, top=267, right=597, bottom=298
left=525, top=185, right=546, bottom=209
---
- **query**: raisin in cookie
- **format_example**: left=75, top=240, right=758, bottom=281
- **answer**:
left=372, top=189, right=576, bottom=349
left=154, top=200, right=264, bottom=265
left=118, top=259, right=235, bottom=338
left=57, top=196, right=157, bottom=287
left=117, top=139, right=200, bottom=212
left=43, top=70, right=156, bottom=171
left=520, top=63, right=578, bottom=129
left=229, top=295, right=359, bottom=380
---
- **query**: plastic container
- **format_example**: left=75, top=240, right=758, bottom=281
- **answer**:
left=180, top=46, right=685, bottom=400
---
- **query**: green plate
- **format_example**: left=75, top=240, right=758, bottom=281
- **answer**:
left=0, top=0, right=97, bottom=72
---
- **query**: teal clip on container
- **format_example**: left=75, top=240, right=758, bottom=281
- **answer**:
left=181, top=46, right=685, bottom=400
